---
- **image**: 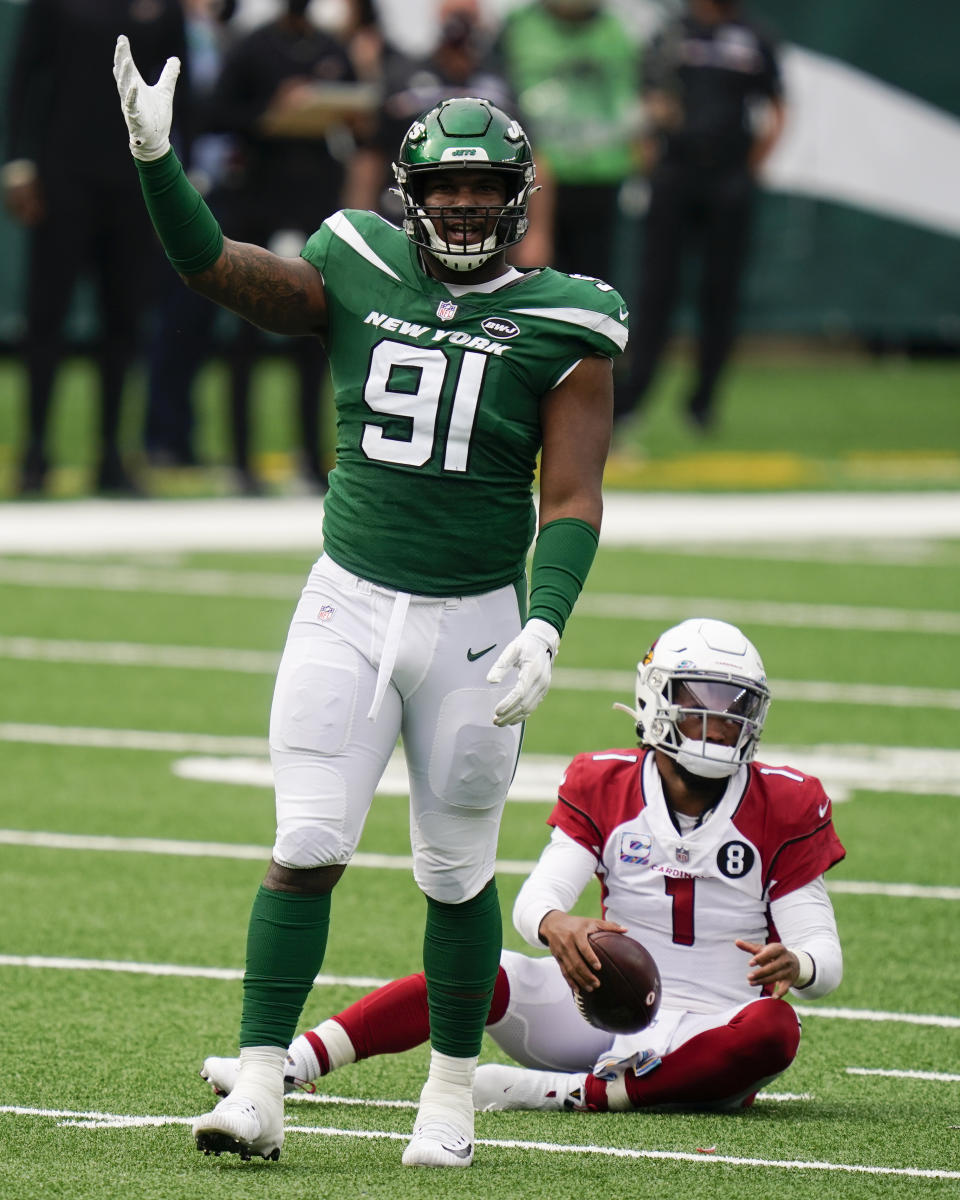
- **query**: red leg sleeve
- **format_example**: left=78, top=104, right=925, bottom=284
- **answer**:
left=327, top=966, right=510, bottom=1062
left=585, top=998, right=801, bottom=1111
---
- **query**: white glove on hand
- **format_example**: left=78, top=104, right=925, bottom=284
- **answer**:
left=113, top=34, right=180, bottom=162
left=486, top=617, right=560, bottom=727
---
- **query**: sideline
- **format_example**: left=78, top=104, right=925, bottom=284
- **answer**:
left=2, top=492, right=960, bottom=553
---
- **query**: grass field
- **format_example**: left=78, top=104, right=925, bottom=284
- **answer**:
left=2, top=476, right=959, bottom=1198
left=2, top=349, right=959, bottom=1197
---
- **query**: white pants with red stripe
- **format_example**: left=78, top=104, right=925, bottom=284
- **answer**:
left=488, top=948, right=799, bottom=1101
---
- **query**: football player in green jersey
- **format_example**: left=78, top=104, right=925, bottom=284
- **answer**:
left=114, top=34, right=628, bottom=1169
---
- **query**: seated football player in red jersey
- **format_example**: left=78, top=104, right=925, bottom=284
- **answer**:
left=201, top=618, right=844, bottom=1114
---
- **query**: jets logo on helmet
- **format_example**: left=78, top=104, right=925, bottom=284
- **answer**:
left=615, top=618, right=771, bottom=780
left=393, top=97, right=537, bottom=273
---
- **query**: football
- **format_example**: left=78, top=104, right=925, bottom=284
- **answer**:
left=574, top=931, right=662, bottom=1034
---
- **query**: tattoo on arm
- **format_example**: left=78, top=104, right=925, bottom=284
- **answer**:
left=186, top=238, right=326, bottom=336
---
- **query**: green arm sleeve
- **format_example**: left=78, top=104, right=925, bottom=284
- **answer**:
left=134, top=148, right=224, bottom=276
left=527, top=516, right=600, bottom=638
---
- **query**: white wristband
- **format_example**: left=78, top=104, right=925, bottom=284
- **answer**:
left=791, top=949, right=815, bottom=989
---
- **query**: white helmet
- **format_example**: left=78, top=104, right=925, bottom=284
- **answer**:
left=616, top=618, right=771, bottom=779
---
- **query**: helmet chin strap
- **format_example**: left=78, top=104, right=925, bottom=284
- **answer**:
left=675, top=738, right=740, bottom=780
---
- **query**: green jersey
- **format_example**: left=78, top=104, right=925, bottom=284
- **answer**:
left=302, top=209, right=628, bottom=596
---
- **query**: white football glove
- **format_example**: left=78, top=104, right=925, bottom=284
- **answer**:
left=486, top=617, right=560, bottom=727
left=113, top=34, right=180, bottom=162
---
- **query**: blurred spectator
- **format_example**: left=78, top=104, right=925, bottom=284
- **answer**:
left=2, top=0, right=187, bottom=496
left=201, top=0, right=359, bottom=493
left=340, top=0, right=385, bottom=83
left=613, top=0, right=785, bottom=433
left=345, top=0, right=513, bottom=218
left=495, top=0, right=642, bottom=274
left=144, top=0, right=238, bottom=471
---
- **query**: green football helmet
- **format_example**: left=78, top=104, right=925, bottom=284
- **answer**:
left=393, top=96, right=537, bottom=272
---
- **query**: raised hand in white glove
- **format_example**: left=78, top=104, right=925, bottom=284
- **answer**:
left=113, top=34, right=180, bottom=162
left=486, top=617, right=560, bottom=727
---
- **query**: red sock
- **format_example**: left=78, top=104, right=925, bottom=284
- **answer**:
left=585, top=998, right=801, bottom=1111
left=303, top=1029, right=331, bottom=1074
left=326, top=966, right=510, bottom=1062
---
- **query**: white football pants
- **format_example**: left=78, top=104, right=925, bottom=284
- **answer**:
left=269, top=554, right=524, bottom=903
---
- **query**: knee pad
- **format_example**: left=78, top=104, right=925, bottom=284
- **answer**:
left=270, top=658, right=357, bottom=755
left=428, top=691, right=518, bottom=811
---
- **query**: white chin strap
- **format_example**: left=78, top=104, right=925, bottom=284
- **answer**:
left=675, top=738, right=741, bottom=779
left=420, top=215, right=498, bottom=272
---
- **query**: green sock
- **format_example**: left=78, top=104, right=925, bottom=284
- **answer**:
left=423, top=879, right=502, bottom=1058
left=239, top=885, right=331, bottom=1048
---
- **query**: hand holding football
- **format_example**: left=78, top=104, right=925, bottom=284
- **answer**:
left=574, top=931, right=662, bottom=1034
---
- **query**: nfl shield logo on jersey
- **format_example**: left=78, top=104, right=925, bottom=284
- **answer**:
left=436, top=299, right=458, bottom=321
left=619, top=832, right=651, bottom=864
left=676, top=846, right=690, bottom=864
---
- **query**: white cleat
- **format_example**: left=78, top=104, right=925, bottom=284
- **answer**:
left=473, top=1064, right=590, bottom=1112
left=200, top=1055, right=304, bottom=1097
left=192, top=1092, right=284, bottom=1161
left=402, top=1079, right=475, bottom=1168
left=402, top=1119, right=474, bottom=1168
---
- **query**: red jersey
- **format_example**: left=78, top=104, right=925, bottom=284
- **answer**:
left=548, top=748, right=845, bottom=1011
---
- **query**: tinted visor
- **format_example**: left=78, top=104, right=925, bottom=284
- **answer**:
left=672, top=678, right=766, bottom=722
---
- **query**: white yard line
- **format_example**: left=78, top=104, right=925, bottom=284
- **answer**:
left=794, top=1006, right=960, bottom=1029
left=0, top=722, right=269, bottom=756
left=287, top=1091, right=810, bottom=1107
left=4, top=561, right=960, bottom=635
left=291, top=1127, right=960, bottom=1178
left=0, top=829, right=535, bottom=875
left=1, top=955, right=958, bottom=1030
left=576, top=593, right=960, bottom=636
left=2, top=492, right=960, bottom=554
left=847, top=1067, right=960, bottom=1082
left=828, top=880, right=960, bottom=901
left=0, top=1103, right=956, bottom=1177
left=0, top=955, right=384, bottom=988
left=0, top=636, right=280, bottom=674
left=3, top=638, right=960, bottom=712
left=3, top=723, right=959, bottom=800
left=0, top=559, right=300, bottom=598
left=1, top=830, right=959, bottom=903
left=552, top=670, right=960, bottom=712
